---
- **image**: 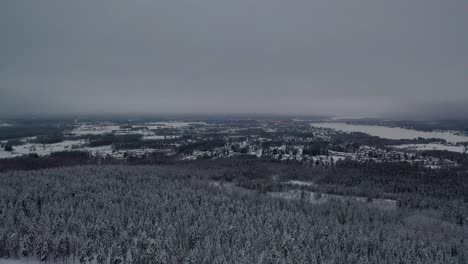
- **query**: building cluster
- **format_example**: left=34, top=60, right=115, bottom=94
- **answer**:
left=1, top=120, right=464, bottom=169
left=179, top=135, right=460, bottom=168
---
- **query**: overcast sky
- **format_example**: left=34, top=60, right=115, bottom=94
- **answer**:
left=1, top=0, right=467, bottom=118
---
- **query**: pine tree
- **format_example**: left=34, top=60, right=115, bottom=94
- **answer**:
left=96, top=250, right=106, bottom=264
left=40, top=241, right=49, bottom=262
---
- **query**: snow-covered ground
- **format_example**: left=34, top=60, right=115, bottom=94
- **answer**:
left=285, top=180, right=316, bottom=187
left=146, top=121, right=206, bottom=129
left=308, top=155, right=348, bottom=163
left=0, top=140, right=86, bottom=159
left=0, top=258, right=37, bottom=264
left=142, top=135, right=179, bottom=140
left=114, top=129, right=153, bottom=136
left=393, top=143, right=467, bottom=153
left=0, top=139, right=164, bottom=159
left=311, top=123, right=468, bottom=143
left=85, top=145, right=115, bottom=156
left=0, top=136, right=37, bottom=145
left=0, top=258, right=44, bottom=264
left=0, top=120, right=184, bottom=159
left=268, top=190, right=397, bottom=210
left=68, top=123, right=177, bottom=139
left=69, top=124, right=121, bottom=135
left=0, top=257, right=97, bottom=264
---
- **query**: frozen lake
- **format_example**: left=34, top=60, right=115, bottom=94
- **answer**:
left=311, top=123, right=468, bottom=143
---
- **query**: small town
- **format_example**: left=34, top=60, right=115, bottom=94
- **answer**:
left=1, top=119, right=466, bottom=170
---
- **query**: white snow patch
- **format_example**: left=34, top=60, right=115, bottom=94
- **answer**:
left=0, top=257, right=98, bottom=264
left=114, top=130, right=153, bottom=136
left=142, top=135, right=179, bottom=140
left=69, top=124, right=120, bottom=135
left=286, top=180, right=316, bottom=187
left=255, top=149, right=263, bottom=158
left=0, top=140, right=87, bottom=159
left=393, top=143, right=467, bottom=153
left=146, top=122, right=206, bottom=129
left=84, top=145, right=115, bottom=156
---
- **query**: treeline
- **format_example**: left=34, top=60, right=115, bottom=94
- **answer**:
left=87, top=134, right=142, bottom=147
left=0, top=152, right=97, bottom=172
left=420, top=150, right=468, bottom=166
left=330, top=132, right=444, bottom=148
left=0, top=166, right=466, bottom=263
left=0, top=124, right=67, bottom=141
left=203, top=158, right=468, bottom=223
left=327, top=159, right=468, bottom=201
left=0, top=151, right=177, bottom=172
left=113, top=140, right=175, bottom=151
left=177, top=139, right=225, bottom=155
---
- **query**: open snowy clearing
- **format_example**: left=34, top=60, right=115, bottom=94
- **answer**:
left=268, top=190, right=397, bottom=210
left=393, top=143, right=467, bottom=153
left=0, top=141, right=164, bottom=160
left=285, top=180, right=316, bottom=187
left=0, top=140, right=86, bottom=159
left=142, top=135, right=179, bottom=140
left=210, top=180, right=396, bottom=210
left=311, top=123, right=468, bottom=143
left=68, top=124, right=121, bottom=135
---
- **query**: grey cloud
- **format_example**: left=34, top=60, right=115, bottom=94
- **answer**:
left=1, top=0, right=467, bottom=118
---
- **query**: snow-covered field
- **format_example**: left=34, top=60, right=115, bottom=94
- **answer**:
left=69, top=124, right=121, bottom=135
left=0, top=142, right=167, bottom=160
left=285, top=180, right=316, bottom=187
left=146, top=121, right=206, bottom=130
left=393, top=143, right=467, bottom=153
left=0, top=121, right=189, bottom=159
left=142, top=135, right=179, bottom=140
left=70, top=123, right=185, bottom=138
left=84, top=145, right=115, bottom=156
left=0, top=140, right=86, bottom=159
left=311, top=123, right=468, bottom=143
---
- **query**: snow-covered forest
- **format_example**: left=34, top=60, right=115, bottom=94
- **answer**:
left=0, top=165, right=466, bottom=263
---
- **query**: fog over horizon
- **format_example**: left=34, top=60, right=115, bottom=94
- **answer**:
left=1, top=0, right=468, bottom=119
